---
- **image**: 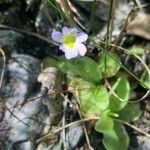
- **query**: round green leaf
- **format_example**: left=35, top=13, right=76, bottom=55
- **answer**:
left=42, top=57, right=58, bottom=69
left=98, top=52, right=121, bottom=77
left=58, top=56, right=102, bottom=83
left=95, top=110, right=114, bottom=134
left=109, top=77, right=130, bottom=111
left=102, top=122, right=129, bottom=150
left=95, top=111, right=129, bottom=150
left=73, top=78, right=109, bottom=117
left=118, top=103, right=141, bottom=121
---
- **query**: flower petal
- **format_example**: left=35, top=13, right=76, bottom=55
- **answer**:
left=65, top=49, right=78, bottom=59
left=62, top=27, right=70, bottom=34
left=70, top=28, right=79, bottom=34
left=59, top=44, right=66, bottom=52
left=76, top=43, right=87, bottom=56
left=52, top=31, right=63, bottom=43
left=77, top=33, right=88, bottom=43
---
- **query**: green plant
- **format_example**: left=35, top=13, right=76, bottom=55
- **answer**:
left=44, top=0, right=148, bottom=149
left=43, top=53, right=142, bottom=150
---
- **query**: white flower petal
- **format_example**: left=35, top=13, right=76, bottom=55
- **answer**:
left=62, top=27, right=70, bottom=34
left=76, top=43, right=87, bottom=56
left=70, top=28, right=79, bottom=34
left=52, top=31, right=63, bottom=43
left=77, top=33, right=88, bottom=43
left=59, top=44, right=66, bottom=52
left=65, top=49, right=78, bottom=59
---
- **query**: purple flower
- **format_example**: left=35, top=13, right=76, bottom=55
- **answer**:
left=52, top=27, right=88, bottom=59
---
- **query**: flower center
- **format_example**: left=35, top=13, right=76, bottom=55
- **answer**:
left=63, top=33, right=76, bottom=48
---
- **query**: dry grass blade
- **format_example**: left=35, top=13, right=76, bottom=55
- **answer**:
left=37, top=116, right=150, bottom=143
left=0, top=24, right=55, bottom=44
left=76, top=104, right=94, bottom=150
left=36, top=117, right=99, bottom=144
left=123, top=121, right=150, bottom=138
left=54, top=0, right=74, bottom=22
left=105, top=79, right=127, bottom=102
left=112, top=4, right=134, bottom=49
left=0, top=48, right=6, bottom=89
left=109, top=0, right=116, bottom=42
left=105, top=54, right=150, bottom=102
left=134, top=0, right=144, bottom=12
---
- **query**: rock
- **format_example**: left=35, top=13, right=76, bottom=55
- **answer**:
left=38, top=67, right=63, bottom=125
left=0, top=120, right=10, bottom=150
left=1, top=54, right=41, bottom=105
left=136, top=136, right=150, bottom=150
left=35, top=1, right=54, bottom=36
left=0, top=0, right=41, bottom=30
left=12, top=140, right=36, bottom=150
left=65, top=124, right=84, bottom=150
left=0, top=2, right=22, bottom=28
left=0, top=54, right=51, bottom=150
left=130, top=99, right=150, bottom=150
left=71, top=0, right=109, bottom=21
left=98, top=0, right=131, bottom=39
left=0, top=29, right=55, bottom=58
left=0, top=30, right=23, bottom=55
left=37, top=124, right=84, bottom=150
left=0, top=55, right=68, bottom=150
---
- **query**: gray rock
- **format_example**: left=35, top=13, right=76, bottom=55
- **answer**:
left=0, top=30, right=23, bottom=54
left=2, top=54, right=41, bottom=105
left=131, top=136, right=150, bottom=150
left=0, top=54, right=50, bottom=150
left=12, top=140, right=36, bottom=150
left=65, top=124, right=84, bottom=150
left=139, top=138, right=150, bottom=150
left=37, top=124, right=84, bottom=150
left=0, top=29, right=54, bottom=58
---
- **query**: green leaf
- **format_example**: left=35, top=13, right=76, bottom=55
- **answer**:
left=71, top=78, right=109, bottom=117
left=98, top=52, right=121, bottom=77
left=42, top=57, right=58, bottom=69
left=140, top=69, right=150, bottom=90
left=109, top=77, right=130, bottom=111
left=58, top=56, right=102, bottom=83
left=127, top=46, right=145, bottom=55
left=95, top=111, right=129, bottom=150
left=103, top=122, right=129, bottom=150
left=95, top=110, right=114, bottom=135
left=58, top=56, right=79, bottom=75
left=118, top=103, right=141, bottom=121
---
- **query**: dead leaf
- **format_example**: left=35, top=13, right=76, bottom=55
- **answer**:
left=127, top=14, right=150, bottom=40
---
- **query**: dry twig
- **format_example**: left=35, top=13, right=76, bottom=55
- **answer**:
left=0, top=48, right=6, bottom=89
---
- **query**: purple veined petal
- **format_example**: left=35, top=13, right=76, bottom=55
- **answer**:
left=76, top=43, right=87, bottom=56
left=52, top=31, right=63, bottom=43
left=64, top=49, right=78, bottom=59
left=77, top=33, right=88, bottom=43
left=62, top=27, right=70, bottom=34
